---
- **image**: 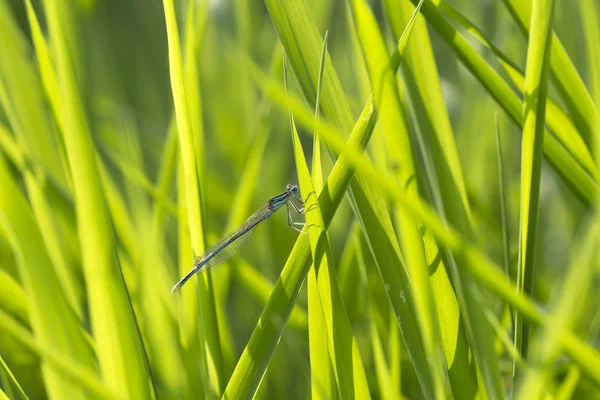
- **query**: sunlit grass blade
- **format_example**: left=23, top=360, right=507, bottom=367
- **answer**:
left=502, top=0, right=600, bottom=141
left=0, top=270, right=29, bottom=328
left=0, top=156, right=97, bottom=399
left=351, top=0, right=449, bottom=398
left=291, top=110, right=371, bottom=399
left=402, top=0, right=597, bottom=204
left=0, top=310, right=118, bottom=400
left=258, top=0, right=461, bottom=396
left=437, top=0, right=597, bottom=184
left=515, top=0, right=556, bottom=379
left=223, top=94, right=377, bottom=399
left=242, top=54, right=600, bottom=385
left=40, top=0, right=154, bottom=397
left=386, top=1, right=505, bottom=397
left=233, top=257, right=308, bottom=333
left=162, top=0, right=223, bottom=396
left=517, top=219, right=598, bottom=398
left=495, top=115, right=512, bottom=297
left=0, top=351, right=28, bottom=400
left=292, top=34, right=338, bottom=399
left=580, top=0, right=600, bottom=106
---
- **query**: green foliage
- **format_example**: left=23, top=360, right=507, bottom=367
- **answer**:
left=0, top=0, right=599, bottom=399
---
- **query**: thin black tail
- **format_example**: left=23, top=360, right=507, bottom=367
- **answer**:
left=171, top=266, right=199, bottom=293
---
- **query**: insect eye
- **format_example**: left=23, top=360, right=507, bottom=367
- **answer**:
left=286, top=184, right=293, bottom=191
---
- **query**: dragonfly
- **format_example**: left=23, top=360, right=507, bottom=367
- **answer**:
left=171, top=184, right=307, bottom=292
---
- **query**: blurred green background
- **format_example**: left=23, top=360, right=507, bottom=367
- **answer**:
left=0, top=0, right=599, bottom=399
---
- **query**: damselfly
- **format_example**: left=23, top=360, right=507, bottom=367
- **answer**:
left=171, top=184, right=307, bottom=292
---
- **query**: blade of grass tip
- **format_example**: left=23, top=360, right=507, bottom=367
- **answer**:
left=292, top=36, right=338, bottom=400
left=517, top=218, right=598, bottom=399
left=0, top=351, right=28, bottom=400
left=0, top=156, right=97, bottom=399
left=290, top=106, right=371, bottom=399
left=41, top=0, right=154, bottom=397
left=515, top=0, right=556, bottom=380
left=437, top=0, right=598, bottom=185
left=402, top=0, right=597, bottom=205
left=0, top=310, right=118, bottom=400
left=239, top=47, right=600, bottom=386
left=502, top=0, right=600, bottom=142
left=162, top=0, right=223, bottom=397
left=350, top=1, right=450, bottom=398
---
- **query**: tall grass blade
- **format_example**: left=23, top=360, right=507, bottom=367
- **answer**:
left=515, top=0, right=556, bottom=379
left=291, top=109, right=371, bottom=399
left=162, top=0, right=223, bottom=396
left=350, top=0, right=449, bottom=398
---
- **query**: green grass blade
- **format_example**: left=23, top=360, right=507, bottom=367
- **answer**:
left=258, top=0, right=463, bottom=396
left=233, top=257, right=308, bottom=333
left=515, top=0, right=556, bottom=376
left=0, top=156, right=97, bottom=399
left=502, top=0, right=600, bottom=141
left=242, top=59, right=600, bottom=385
left=0, top=310, right=118, bottom=400
left=0, top=351, right=28, bottom=400
left=386, top=2, right=505, bottom=397
left=403, top=0, right=597, bottom=204
left=291, top=112, right=371, bottom=399
left=0, top=270, right=29, bottom=328
left=162, top=0, right=223, bottom=396
left=350, top=1, right=449, bottom=398
left=580, top=0, right=600, bottom=106
left=516, top=220, right=598, bottom=399
left=40, top=0, right=154, bottom=397
left=437, top=0, right=598, bottom=185
left=295, top=34, right=338, bottom=399
left=223, top=96, right=377, bottom=400
left=495, top=116, right=512, bottom=292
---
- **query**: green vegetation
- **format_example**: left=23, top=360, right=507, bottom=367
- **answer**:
left=0, top=0, right=599, bottom=398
